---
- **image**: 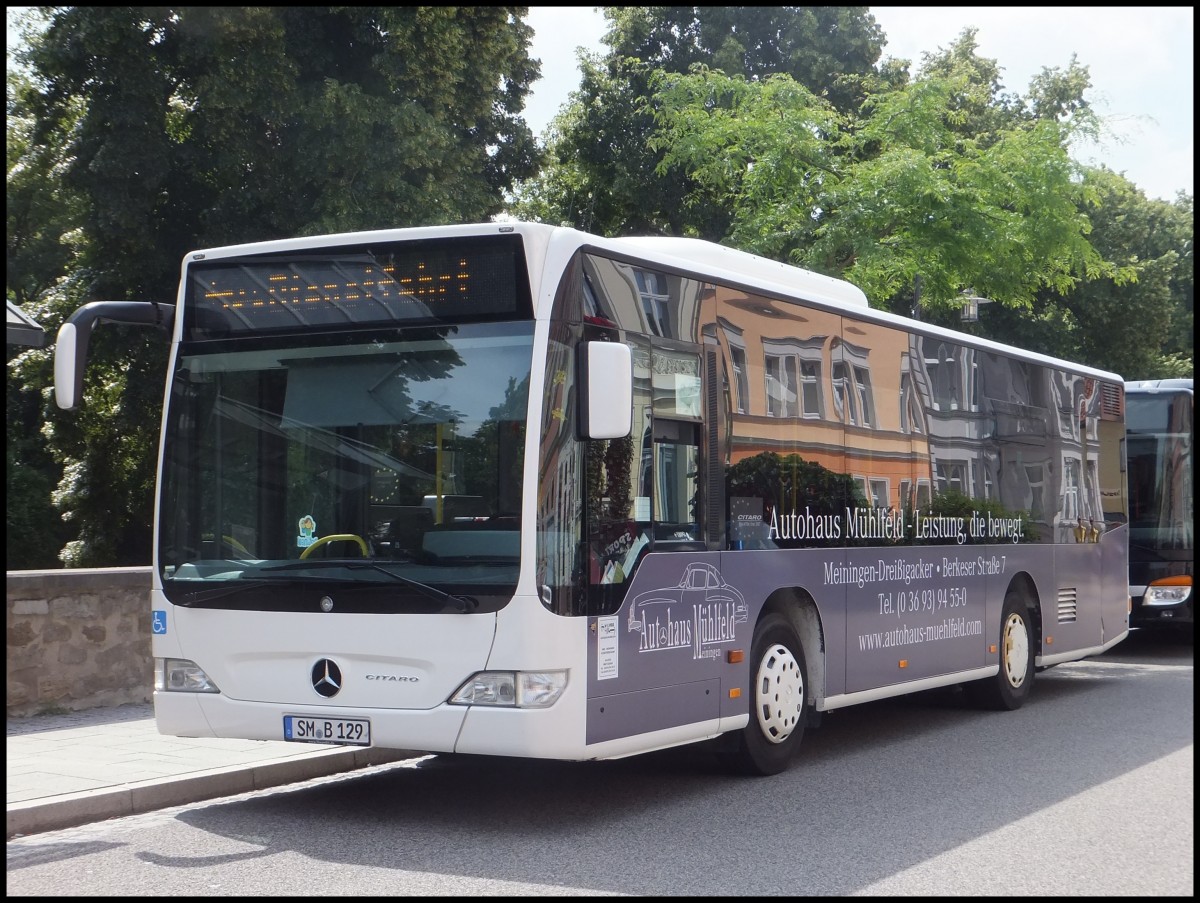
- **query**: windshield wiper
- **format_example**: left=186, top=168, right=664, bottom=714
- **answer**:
left=260, top=560, right=479, bottom=612
left=169, top=575, right=342, bottom=606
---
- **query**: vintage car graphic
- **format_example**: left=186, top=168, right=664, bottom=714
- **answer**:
left=626, top=561, right=748, bottom=657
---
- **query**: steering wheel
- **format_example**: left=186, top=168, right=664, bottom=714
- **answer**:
left=300, top=533, right=370, bottom=560
left=221, top=534, right=252, bottom=557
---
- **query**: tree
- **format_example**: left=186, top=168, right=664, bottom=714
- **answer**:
left=645, top=66, right=841, bottom=255
left=7, top=50, right=86, bottom=567
left=518, top=18, right=1188, bottom=377
left=513, top=54, right=707, bottom=236
left=6, top=345, right=74, bottom=568
left=603, top=6, right=886, bottom=113
left=509, top=6, right=887, bottom=236
left=8, top=7, right=542, bottom=566
left=852, top=31, right=1191, bottom=374
left=648, top=60, right=1132, bottom=316
left=978, top=170, right=1193, bottom=379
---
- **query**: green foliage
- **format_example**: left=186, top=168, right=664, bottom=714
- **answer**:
left=519, top=14, right=1192, bottom=379
left=511, top=54, right=703, bottom=236
left=8, top=56, right=85, bottom=568
left=602, top=6, right=885, bottom=113
left=510, top=6, right=885, bottom=236
left=808, top=82, right=1126, bottom=313
left=646, top=62, right=1128, bottom=316
left=1154, top=354, right=1195, bottom=379
left=25, top=7, right=541, bottom=276
left=6, top=352, right=73, bottom=569
left=975, top=167, right=1193, bottom=379
left=7, top=7, right=542, bottom=567
left=6, top=70, right=85, bottom=309
left=647, top=67, right=840, bottom=255
left=519, top=16, right=1156, bottom=331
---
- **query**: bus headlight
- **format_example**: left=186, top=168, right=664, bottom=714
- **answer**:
left=449, top=670, right=568, bottom=708
left=1145, top=577, right=1192, bottom=606
left=156, top=658, right=221, bottom=693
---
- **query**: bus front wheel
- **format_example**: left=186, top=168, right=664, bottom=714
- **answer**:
left=721, top=611, right=807, bottom=776
left=965, top=589, right=1034, bottom=711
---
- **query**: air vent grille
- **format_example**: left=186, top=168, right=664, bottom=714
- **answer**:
left=1100, top=382, right=1124, bottom=420
left=1057, top=587, right=1078, bottom=623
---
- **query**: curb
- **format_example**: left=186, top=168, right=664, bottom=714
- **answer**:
left=7, top=746, right=416, bottom=839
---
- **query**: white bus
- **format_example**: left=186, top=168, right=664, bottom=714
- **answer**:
left=55, top=222, right=1131, bottom=775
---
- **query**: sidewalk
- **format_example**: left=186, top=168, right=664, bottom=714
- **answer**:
left=6, top=702, right=416, bottom=838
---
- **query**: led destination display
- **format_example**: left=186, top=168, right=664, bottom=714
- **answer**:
left=185, top=234, right=531, bottom=337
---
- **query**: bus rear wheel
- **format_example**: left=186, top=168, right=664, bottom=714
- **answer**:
left=965, top=589, right=1034, bottom=711
left=721, top=612, right=807, bottom=776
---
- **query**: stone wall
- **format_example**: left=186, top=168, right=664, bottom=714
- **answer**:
left=6, top=567, right=154, bottom=717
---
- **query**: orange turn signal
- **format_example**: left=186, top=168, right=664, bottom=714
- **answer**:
left=1153, top=575, right=1192, bottom=586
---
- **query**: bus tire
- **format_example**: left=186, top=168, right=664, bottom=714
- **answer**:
left=965, top=589, right=1034, bottom=711
left=721, top=612, right=807, bottom=776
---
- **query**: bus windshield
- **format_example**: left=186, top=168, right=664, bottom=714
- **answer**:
left=1126, top=389, right=1193, bottom=553
left=158, top=322, right=532, bottom=610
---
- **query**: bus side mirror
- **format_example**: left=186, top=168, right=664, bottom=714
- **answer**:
left=54, top=301, right=175, bottom=410
left=54, top=318, right=88, bottom=411
left=580, top=341, right=632, bottom=439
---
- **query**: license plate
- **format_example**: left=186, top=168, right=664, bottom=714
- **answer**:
left=283, top=714, right=371, bottom=746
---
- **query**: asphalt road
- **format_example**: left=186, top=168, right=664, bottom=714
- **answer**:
left=6, top=628, right=1193, bottom=896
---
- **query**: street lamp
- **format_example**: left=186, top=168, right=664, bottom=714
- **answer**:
left=959, top=289, right=994, bottom=323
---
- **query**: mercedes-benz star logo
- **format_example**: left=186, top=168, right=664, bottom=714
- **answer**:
left=311, top=658, right=343, bottom=698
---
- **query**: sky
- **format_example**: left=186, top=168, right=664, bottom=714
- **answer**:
left=8, top=7, right=1192, bottom=202
left=524, top=6, right=1193, bottom=203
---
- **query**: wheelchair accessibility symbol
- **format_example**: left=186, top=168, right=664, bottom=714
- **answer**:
left=152, top=610, right=167, bottom=635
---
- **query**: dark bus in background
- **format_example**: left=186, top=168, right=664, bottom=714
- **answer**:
left=1125, top=378, right=1193, bottom=632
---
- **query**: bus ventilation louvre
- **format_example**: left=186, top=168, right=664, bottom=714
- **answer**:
left=1057, top=587, right=1079, bottom=623
left=1100, top=382, right=1125, bottom=419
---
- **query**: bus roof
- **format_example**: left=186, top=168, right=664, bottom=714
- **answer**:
left=1126, top=378, right=1194, bottom=394
left=604, top=234, right=870, bottom=309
